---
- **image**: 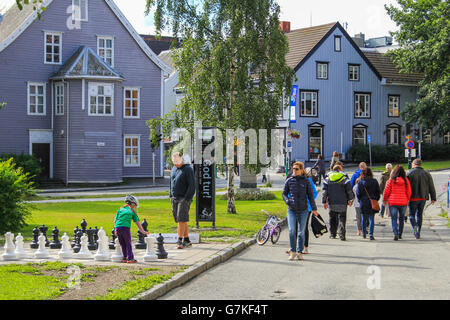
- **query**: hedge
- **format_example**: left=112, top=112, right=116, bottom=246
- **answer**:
left=0, top=153, right=41, bottom=185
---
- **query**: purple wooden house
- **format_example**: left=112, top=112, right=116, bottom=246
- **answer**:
left=0, top=0, right=170, bottom=184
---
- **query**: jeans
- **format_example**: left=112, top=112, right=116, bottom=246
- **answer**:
left=409, top=200, right=426, bottom=232
left=329, top=211, right=347, bottom=238
left=380, top=204, right=385, bottom=217
left=116, top=227, right=134, bottom=260
left=287, top=209, right=309, bottom=253
left=390, top=205, right=406, bottom=236
left=361, top=213, right=375, bottom=236
left=317, top=171, right=326, bottom=185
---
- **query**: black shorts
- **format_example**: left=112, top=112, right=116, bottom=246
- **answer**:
left=171, top=198, right=192, bottom=223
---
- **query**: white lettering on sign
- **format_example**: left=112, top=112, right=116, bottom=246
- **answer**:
left=149, top=233, right=200, bottom=243
left=97, top=142, right=105, bottom=147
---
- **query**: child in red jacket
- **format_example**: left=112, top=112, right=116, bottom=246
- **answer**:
left=383, top=165, right=412, bottom=240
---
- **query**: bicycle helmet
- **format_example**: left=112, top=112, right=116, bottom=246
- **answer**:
left=125, top=194, right=139, bottom=208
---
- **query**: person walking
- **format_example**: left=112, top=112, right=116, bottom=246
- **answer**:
left=356, top=168, right=381, bottom=240
left=114, top=195, right=149, bottom=263
left=282, top=162, right=319, bottom=261
left=322, top=164, right=354, bottom=241
left=383, top=165, right=412, bottom=240
left=329, top=151, right=340, bottom=171
left=312, top=154, right=327, bottom=186
left=407, top=159, right=436, bottom=239
left=170, top=152, right=196, bottom=249
left=379, top=163, right=393, bottom=218
left=351, top=162, right=367, bottom=233
left=353, top=181, right=364, bottom=236
left=303, top=167, right=318, bottom=253
left=350, top=162, right=367, bottom=188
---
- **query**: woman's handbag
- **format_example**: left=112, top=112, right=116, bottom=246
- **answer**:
left=364, top=187, right=380, bottom=212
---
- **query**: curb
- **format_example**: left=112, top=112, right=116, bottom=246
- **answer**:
left=130, top=238, right=256, bottom=300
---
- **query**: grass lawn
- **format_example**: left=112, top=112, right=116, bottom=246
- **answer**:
left=16, top=191, right=287, bottom=243
left=371, top=160, right=450, bottom=172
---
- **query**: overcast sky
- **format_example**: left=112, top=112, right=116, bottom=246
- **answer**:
left=0, top=0, right=399, bottom=39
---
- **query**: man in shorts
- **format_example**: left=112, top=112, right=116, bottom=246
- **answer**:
left=170, top=152, right=195, bottom=249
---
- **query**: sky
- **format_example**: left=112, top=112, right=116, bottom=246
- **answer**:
left=0, top=0, right=400, bottom=40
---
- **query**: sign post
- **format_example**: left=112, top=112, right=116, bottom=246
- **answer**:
left=286, top=85, right=298, bottom=175
left=405, top=139, right=415, bottom=169
left=368, top=134, right=372, bottom=168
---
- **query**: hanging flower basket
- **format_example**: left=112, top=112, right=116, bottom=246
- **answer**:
left=289, top=129, right=301, bottom=139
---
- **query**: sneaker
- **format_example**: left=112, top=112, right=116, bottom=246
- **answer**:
left=182, top=241, right=192, bottom=248
left=302, top=247, right=309, bottom=254
left=340, top=237, right=346, bottom=241
left=357, top=230, right=361, bottom=236
left=394, top=235, right=399, bottom=241
left=177, top=241, right=183, bottom=249
left=127, top=259, right=138, bottom=264
left=329, top=235, right=336, bottom=239
left=288, top=251, right=296, bottom=261
left=121, top=258, right=128, bottom=263
left=398, top=234, right=402, bottom=239
left=362, top=234, right=367, bottom=239
left=296, top=252, right=304, bottom=260
left=370, top=236, right=375, bottom=241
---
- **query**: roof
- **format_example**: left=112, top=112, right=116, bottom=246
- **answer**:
left=141, top=35, right=181, bottom=55
left=50, top=46, right=125, bottom=81
left=362, top=50, right=423, bottom=85
left=158, top=50, right=175, bottom=71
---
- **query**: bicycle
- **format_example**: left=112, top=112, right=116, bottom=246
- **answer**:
left=256, top=210, right=283, bottom=245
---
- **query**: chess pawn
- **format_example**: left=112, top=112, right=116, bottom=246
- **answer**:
left=135, top=230, right=147, bottom=249
left=14, top=233, right=27, bottom=259
left=58, top=233, right=73, bottom=259
left=75, top=234, right=93, bottom=259
left=93, top=226, right=99, bottom=248
left=94, top=227, right=110, bottom=261
left=71, top=226, right=80, bottom=248
left=155, top=233, right=168, bottom=259
left=111, top=238, right=123, bottom=262
left=109, top=228, right=116, bottom=250
left=143, top=236, right=157, bottom=262
left=2, top=232, right=17, bottom=261
left=34, top=233, right=50, bottom=259
left=50, top=226, right=62, bottom=249
left=72, top=230, right=83, bottom=253
left=30, top=226, right=39, bottom=249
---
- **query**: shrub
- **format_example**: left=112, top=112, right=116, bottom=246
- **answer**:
left=0, top=152, right=41, bottom=185
left=348, top=144, right=404, bottom=164
left=419, top=144, right=450, bottom=161
left=0, top=158, right=36, bottom=234
left=220, top=189, right=276, bottom=201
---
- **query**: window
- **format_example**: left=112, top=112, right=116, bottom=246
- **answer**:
left=88, top=83, right=114, bottom=116
left=124, top=135, right=140, bottom=167
left=124, top=88, right=140, bottom=118
left=349, top=64, right=360, bottom=81
left=387, top=125, right=401, bottom=145
left=28, top=83, right=46, bottom=115
left=72, top=0, right=88, bottom=21
left=353, top=125, right=367, bottom=145
left=300, top=91, right=318, bottom=117
left=97, top=36, right=114, bottom=66
left=316, top=62, right=328, bottom=80
left=55, top=83, right=64, bottom=115
left=423, top=129, right=432, bottom=144
left=354, top=93, right=370, bottom=118
left=444, top=132, right=450, bottom=144
left=44, top=32, right=62, bottom=64
left=388, top=95, right=400, bottom=117
left=334, top=36, right=341, bottom=52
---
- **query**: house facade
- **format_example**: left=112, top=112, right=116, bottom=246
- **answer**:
left=284, top=22, right=426, bottom=163
left=0, top=0, right=170, bottom=184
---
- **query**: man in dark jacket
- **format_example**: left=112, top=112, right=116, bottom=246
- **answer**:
left=407, top=159, right=436, bottom=239
left=170, top=152, right=195, bottom=249
left=322, top=164, right=354, bottom=240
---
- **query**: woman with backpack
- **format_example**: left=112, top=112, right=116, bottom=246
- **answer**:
left=383, top=165, right=412, bottom=240
left=356, top=168, right=381, bottom=240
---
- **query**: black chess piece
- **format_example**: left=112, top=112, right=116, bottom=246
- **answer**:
left=135, top=219, right=148, bottom=249
left=155, top=233, right=168, bottom=259
left=80, top=219, right=88, bottom=234
left=93, top=226, right=99, bottom=249
left=142, top=219, right=148, bottom=232
left=49, top=226, right=62, bottom=249
left=39, top=225, right=50, bottom=247
left=71, top=226, right=80, bottom=248
left=87, top=227, right=97, bottom=250
left=30, top=226, right=39, bottom=249
left=72, top=230, right=83, bottom=253
left=109, top=228, right=116, bottom=250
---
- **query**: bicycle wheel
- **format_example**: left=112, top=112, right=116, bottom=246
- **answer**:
left=271, top=226, right=282, bottom=244
left=256, top=226, right=270, bottom=245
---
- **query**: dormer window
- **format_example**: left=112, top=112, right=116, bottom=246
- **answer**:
left=334, top=36, right=341, bottom=52
left=72, top=0, right=88, bottom=22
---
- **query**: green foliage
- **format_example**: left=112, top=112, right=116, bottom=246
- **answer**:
left=0, top=158, right=36, bottom=234
left=220, top=189, right=276, bottom=201
left=419, top=144, right=450, bottom=161
left=15, top=0, right=47, bottom=19
left=385, top=0, right=450, bottom=134
left=0, top=152, right=42, bottom=185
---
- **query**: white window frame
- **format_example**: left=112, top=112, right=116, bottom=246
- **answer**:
left=300, top=91, right=318, bottom=117
left=354, top=93, right=370, bottom=118
left=97, top=36, right=114, bottom=67
left=334, top=36, right=341, bottom=52
left=388, top=95, right=400, bottom=117
left=88, top=83, right=114, bottom=116
left=424, top=129, right=432, bottom=144
left=72, top=0, right=88, bottom=22
left=44, top=32, right=62, bottom=65
left=317, top=62, right=328, bottom=80
left=27, top=82, right=46, bottom=116
left=55, top=83, right=64, bottom=115
left=123, top=135, right=141, bottom=167
left=123, top=87, right=140, bottom=119
left=349, top=64, right=360, bottom=81
left=443, top=132, right=450, bottom=144
left=387, top=126, right=400, bottom=145
left=353, top=126, right=367, bottom=145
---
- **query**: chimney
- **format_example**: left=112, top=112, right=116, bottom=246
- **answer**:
left=279, top=21, right=291, bottom=33
left=352, top=32, right=365, bottom=47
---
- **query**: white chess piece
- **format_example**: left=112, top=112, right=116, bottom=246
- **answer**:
left=58, top=233, right=73, bottom=259
left=34, top=233, right=50, bottom=259
left=94, top=227, right=110, bottom=261
left=111, top=238, right=123, bottom=262
left=75, top=234, right=93, bottom=259
left=14, top=233, right=27, bottom=259
left=143, top=236, right=157, bottom=262
left=2, top=232, right=17, bottom=261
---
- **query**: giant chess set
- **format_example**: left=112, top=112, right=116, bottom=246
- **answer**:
left=0, top=219, right=169, bottom=263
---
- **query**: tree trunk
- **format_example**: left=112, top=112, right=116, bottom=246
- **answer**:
left=227, top=164, right=237, bottom=214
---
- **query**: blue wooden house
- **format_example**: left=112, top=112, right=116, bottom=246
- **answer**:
left=284, top=22, right=425, bottom=162
left=0, top=0, right=170, bottom=184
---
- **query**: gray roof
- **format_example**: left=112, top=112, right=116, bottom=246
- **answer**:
left=0, top=2, right=36, bottom=44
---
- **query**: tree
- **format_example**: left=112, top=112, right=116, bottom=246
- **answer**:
left=0, top=158, right=36, bottom=234
left=145, top=0, right=293, bottom=214
left=385, top=0, right=449, bottom=135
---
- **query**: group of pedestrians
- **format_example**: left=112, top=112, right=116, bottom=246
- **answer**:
left=283, top=156, right=436, bottom=261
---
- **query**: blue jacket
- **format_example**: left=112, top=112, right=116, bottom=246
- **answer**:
left=283, top=175, right=317, bottom=212
left=350, top=169, right=362, bottom=188
left=307, top=177, right=317, bottom=212
left=356, top=178, right=381, bottom=214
